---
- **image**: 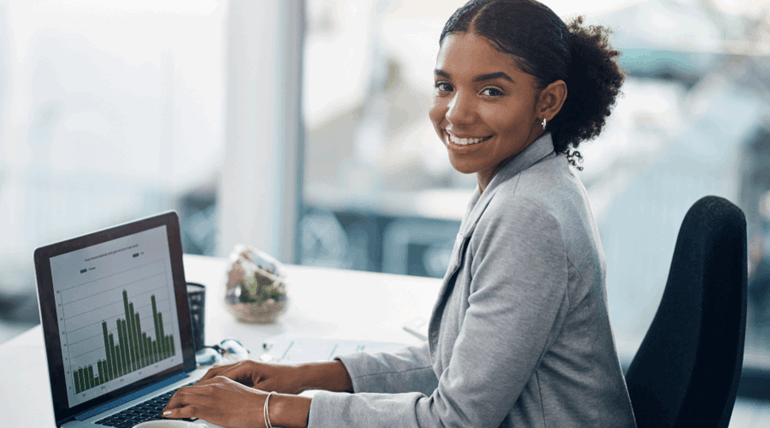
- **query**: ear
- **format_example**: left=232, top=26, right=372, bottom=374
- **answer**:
left=536, top=79, right=567, bottom=123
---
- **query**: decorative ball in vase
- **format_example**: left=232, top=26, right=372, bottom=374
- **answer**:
left=224, top=244, right=288, bottom=324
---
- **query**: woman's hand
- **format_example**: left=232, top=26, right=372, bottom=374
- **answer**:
left=196, top=359, right=354, bottom=395
left=162, top=376, right=266, bottom=427
left=162, top=360, right=351, bottom=427
left=162, top=376, right=312, bottom=428
left=196, top=360, right=305, bottom=395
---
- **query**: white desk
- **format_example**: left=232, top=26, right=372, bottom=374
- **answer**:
left=0, top=254, right=440, bottom=427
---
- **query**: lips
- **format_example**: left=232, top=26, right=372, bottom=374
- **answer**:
left=445, top=131, right=492, bottom=146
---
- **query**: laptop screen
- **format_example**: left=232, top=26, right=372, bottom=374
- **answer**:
left=50, top=224, right=184, bottom=408
left=35, top=212, right=196, bottom=425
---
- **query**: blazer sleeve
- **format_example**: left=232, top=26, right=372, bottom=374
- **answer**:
left=308, top=197, right=569, bottom=427
left=335, top=342, right=438, bottom=395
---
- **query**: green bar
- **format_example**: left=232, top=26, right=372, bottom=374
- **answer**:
left=116, top=345, right=122, bottom=375
left=116, top=319, right=125, bottom=375
left=130, top=312, right=137, bottom=371
left=109, top=334, right=118, bottom=379
left=151, top=296, right=160, bottom=357
left=87, top=366, right=95, bottom=389
left=135, top=313, right=144, bottom=368
left=143, top=333, right=150, bottom=365
left=129, top=302, right=137, bottom=371
left=153, top=340, right=158, bottom=363
left=97, top=361, right=103, bottom=385
left=143, top=334, right=149, bottom=364
left=78, top=368, right=85, bottom=392
left=124, top=319, right=132, bottom=373
left=157, top=313, right=166, bottom=359
left=116, top=320, right=126, bottom=375
left=81, top=368, right=88, bottom=390
left=74, top=370, right=81, bottom=393
left=102, top=323, right=112, bottom=381
left=123, top=291, right=136, bottom=372
left=120, top=320, right=130, bottom=373
left=82, top=368, right=89, bottom=391
left=169, top=335, right=175, bottom=356
left=132, top=305, right=141, bottom=370
left=128, top=303, right=142, bottom=370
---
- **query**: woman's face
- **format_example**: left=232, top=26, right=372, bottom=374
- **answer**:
left=429, top=32, right=544, bottom=190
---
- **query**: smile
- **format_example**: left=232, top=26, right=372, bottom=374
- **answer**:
left=445, top=132, right=492, bottom=146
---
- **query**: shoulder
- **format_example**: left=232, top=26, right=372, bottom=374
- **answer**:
left=473, top=153, right=600, bottom=264
left=474, top=192, right=566, bottom=259
left=480, top=153, right=573, bottom=235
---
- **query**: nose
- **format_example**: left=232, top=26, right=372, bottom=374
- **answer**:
left=445, top=91, right=476, bottom=126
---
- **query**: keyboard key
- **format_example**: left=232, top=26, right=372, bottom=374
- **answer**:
left=96, top=381, right=196, bottom=427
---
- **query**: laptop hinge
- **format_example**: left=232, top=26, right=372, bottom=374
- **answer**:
left=74, top=372, right=189, bottom=421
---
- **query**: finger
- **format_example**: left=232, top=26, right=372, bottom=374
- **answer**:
left=206, top=361, right=256, bottom=384
left=199, top=361, right=246, bottom=382
left=191, top=375, right=236, bottom=389
left=191, top=377, right=222, bottom=387
left=198, top=364, right=232, bottom=382
left=162, top=404, right=200, bottom=420
left=165, top=390, right=194, bottom=410
left=165, top=386, right=212, bottom=410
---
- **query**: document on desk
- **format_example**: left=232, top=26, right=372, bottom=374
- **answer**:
left=258, top=334, right=408, bottom=364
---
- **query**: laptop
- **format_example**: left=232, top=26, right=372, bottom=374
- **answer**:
left=34, top=211, right=214, bottom=427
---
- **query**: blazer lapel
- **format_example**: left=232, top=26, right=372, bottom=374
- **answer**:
left=427, top=133, right=556, bottom=352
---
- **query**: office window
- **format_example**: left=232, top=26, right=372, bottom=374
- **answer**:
left=0, top=0, right=226, bottom=342
left=300, top=0, right=770, bottom=366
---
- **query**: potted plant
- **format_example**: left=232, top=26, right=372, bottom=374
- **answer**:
left=224, top=244, right=288, bottom=323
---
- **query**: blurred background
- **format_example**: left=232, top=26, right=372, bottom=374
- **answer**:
left=1, top=0, right=769, bottom=422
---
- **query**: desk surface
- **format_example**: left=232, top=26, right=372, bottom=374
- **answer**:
left=0, top=254, right=440, bottom=427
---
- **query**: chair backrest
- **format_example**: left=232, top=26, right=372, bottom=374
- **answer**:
left=625, top=196, right=747, bottom=428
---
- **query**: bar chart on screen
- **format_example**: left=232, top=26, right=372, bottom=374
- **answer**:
left=55, top=258, right=181, bottom=402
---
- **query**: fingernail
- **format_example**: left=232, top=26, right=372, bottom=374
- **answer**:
left=163, top=411, right=172, bottom=416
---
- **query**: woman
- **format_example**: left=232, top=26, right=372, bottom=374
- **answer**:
left=163, top=0, right=634, bottom=426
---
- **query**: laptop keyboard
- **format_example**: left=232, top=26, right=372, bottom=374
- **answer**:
left=96, top=382, right=196, bottom=428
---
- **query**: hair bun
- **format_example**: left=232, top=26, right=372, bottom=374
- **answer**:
left=549, top=16, right=625, bottom=153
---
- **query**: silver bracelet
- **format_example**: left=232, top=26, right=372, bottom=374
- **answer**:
left=264, top=391, right=276, bottom=428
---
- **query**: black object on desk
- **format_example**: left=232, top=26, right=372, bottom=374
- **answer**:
left=187, top=282, right=206, bottom=351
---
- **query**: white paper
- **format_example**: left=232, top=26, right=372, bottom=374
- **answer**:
left=257, top=334, right=408, bottom=364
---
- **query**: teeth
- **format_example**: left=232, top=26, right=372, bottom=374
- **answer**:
left=447, top=133, right=488, bottom=145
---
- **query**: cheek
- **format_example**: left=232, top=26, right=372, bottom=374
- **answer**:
left=428, top=99, right=446, bottom=132
left=484, top=105, right=526, bottom=135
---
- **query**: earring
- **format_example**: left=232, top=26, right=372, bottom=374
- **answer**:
left=541, top=118, right=547, bottom=130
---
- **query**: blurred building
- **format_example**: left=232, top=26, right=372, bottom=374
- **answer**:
left=298, top=0, right=770, bottom=363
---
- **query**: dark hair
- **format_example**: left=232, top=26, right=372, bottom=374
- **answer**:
left=440, top=0, right=625, bottom=160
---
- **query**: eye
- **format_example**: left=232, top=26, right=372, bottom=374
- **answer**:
left=435, top=81, right=453, bottom=93
left=480, top=87, right=504, bottom=97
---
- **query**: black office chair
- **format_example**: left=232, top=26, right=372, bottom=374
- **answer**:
left=625, top=196, right=747, bottom=428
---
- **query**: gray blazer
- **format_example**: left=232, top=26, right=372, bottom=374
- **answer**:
left=308, top=134, right=637, bottom=427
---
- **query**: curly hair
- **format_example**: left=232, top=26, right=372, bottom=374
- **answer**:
left=439, top=0, right=625, bottom=159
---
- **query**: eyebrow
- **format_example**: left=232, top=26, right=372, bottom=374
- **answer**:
left=434, top=69, right=513, bottom=83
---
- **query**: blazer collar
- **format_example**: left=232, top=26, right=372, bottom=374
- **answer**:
left=429, top=133, right=556, bottom=351
left=458, top=132, right=555, bottom=239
